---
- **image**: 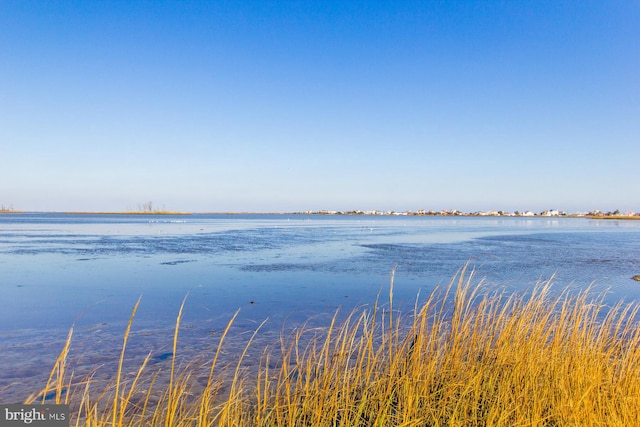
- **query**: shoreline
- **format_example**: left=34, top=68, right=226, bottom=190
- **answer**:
left=2, top=211, right=640, bottom=220
left=587, top=215, right=640, bottom=220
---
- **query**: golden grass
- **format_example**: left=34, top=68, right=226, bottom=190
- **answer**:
left=26, top=268, right=640, bottom=426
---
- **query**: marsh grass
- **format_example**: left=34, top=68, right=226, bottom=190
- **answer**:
left=26, top=268, right=640, bottom=426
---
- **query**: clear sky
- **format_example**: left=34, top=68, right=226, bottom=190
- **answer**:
left=1, top=1, right=638, bottom=213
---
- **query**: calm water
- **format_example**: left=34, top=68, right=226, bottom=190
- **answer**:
left=1, top=213, right=640, bottom=402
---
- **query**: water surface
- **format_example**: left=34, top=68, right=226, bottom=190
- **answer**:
left=1, top=213, right=639, bottom=402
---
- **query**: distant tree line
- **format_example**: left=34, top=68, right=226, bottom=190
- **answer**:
left=137, top=201, right=166, bottom=213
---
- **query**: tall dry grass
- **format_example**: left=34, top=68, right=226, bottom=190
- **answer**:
left=25, top=268, right=640, bottom=426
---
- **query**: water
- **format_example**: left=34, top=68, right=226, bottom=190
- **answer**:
left=1, top=213, right=640, bottom=402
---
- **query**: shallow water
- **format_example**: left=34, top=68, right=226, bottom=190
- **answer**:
left=1, top=213, right=640, bottom=402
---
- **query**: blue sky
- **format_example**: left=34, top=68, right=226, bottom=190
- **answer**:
left=1, top=1, right=638, bottom=213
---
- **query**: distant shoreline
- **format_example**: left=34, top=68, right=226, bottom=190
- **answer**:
left=1, top=211, right=640, bottom=220
left=0, top=210, right=193, bottom=215
left=587, top=215, right=640, bottom=220
left=64, top=211, right=194, bottom=215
